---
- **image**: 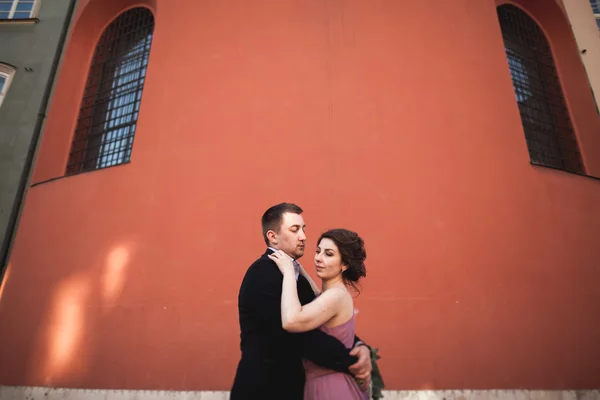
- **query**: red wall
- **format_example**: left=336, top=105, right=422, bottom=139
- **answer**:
left=1, top=0, right=599, bottom=390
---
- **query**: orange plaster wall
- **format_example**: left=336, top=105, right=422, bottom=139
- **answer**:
left=1, top=0, right=599, bottom=391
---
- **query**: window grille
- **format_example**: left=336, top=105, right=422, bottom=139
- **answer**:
left=66, top=7, right=154, bottom=175
left=498, top=4, right=583, bottom=174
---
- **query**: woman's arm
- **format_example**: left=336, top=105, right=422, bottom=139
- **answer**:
left=281, top=271, right=345, bottom=332
left=298, top=263, right=321, bottom=296
left=269, top=250, right=344, bottom=332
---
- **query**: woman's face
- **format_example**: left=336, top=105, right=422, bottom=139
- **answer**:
left=314, top=238, right=347, bottom=280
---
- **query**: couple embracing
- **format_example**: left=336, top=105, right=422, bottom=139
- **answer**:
left=231, top=203, right=372, bottom=400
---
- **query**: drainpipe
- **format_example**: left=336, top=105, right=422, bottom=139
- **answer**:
left=0, top=0, right=79, bottom=281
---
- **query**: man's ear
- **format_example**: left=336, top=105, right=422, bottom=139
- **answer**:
left=266, top=230, right=278, bottom=245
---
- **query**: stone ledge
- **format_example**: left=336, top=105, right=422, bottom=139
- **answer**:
left=0, top=387, right=599, bottom=400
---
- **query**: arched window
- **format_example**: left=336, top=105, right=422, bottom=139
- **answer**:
left=498, top=4, right=583, bottom=173
left=0, top=63, right=16, bottom=108
left=66, top=7, right=154, bottom=175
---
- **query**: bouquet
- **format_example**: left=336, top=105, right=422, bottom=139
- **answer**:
left=356, top=346, right=385, bottom=399
left=368, top=347, right=385, bottom=399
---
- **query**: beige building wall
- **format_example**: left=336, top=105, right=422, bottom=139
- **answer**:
left=561, top=0, right=600, bottom=107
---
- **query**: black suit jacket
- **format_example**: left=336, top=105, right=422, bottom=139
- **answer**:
left=230, top=249, right=361, bottom=400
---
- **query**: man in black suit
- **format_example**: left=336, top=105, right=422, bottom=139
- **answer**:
left=231, top=203, right=372, bottom=400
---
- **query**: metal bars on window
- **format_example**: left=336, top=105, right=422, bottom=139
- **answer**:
left=498, top=5, right=583, bottom=174
left=66, top=7, right=154, bottom=175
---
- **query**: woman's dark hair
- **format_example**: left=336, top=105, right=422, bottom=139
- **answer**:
left=318, top=229, right=366, bottom=290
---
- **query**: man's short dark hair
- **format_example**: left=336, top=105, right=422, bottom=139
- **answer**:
left=261, top=203, right=303, bottom=246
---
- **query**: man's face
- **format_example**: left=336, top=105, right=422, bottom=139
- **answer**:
left=271, top=212, right=306, bottom=259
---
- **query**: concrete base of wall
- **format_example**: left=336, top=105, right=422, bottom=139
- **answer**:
left=1, top=387, right=599, bottom=400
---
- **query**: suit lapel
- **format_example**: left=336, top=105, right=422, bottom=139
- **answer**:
left=297, top=274, right=316, bottom=305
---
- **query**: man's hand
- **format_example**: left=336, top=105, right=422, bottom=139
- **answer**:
left=348, top=344, right=372, bottom=380
left=268, top=250, right=296, bottom=276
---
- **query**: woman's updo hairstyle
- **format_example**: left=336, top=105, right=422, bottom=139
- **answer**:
left=318, top=229, right=366, bottom=288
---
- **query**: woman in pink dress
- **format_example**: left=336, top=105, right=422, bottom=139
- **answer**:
left=268, top=228, right=369, bottom=400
